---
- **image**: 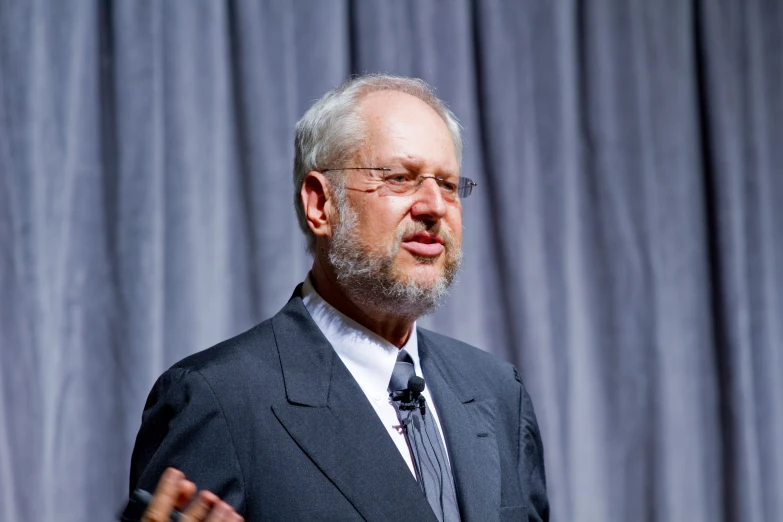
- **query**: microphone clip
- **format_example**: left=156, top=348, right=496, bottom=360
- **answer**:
left=390, top=390, right=427, bottom=417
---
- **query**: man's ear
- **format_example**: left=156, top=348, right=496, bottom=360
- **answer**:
left=301, top=171, right=336, bottom=239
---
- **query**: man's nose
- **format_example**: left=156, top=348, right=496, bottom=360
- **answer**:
left=410, top=177, right=448, bottom=219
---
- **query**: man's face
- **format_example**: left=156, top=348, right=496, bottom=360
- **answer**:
left=326, top=91, right=463, bottom=317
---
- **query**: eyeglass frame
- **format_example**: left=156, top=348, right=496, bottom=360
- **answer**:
left=319, top=167, right=477, bottom=200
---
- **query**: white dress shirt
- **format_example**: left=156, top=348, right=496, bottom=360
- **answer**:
left=301, top=276, right=451, bottom=478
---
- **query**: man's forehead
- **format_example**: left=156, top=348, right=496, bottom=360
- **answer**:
left=357, top=90, right=441, bottom=122
left=353, top=91, right=457, bottom=166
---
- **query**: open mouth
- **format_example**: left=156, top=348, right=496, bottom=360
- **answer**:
left=404, top=233, right=443, bottom=245
left=401, top=233, right=445, bottom=257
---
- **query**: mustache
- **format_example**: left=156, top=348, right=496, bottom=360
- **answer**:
left=396, top=221, right=457, bottom=250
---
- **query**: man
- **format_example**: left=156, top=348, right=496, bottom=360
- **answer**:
left=130, top=74, right=548, bottom=521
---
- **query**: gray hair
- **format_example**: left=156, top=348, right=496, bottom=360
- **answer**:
left=293, top=74, right=463, bottom=254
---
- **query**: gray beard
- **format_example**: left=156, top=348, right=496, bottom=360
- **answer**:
left=326, top=201, right=462, bottom=320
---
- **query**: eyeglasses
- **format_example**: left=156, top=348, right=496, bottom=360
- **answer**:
left=320, top=167, right=477, bottom=201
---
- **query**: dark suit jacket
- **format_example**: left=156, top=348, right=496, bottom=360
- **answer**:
left=130, top=289, right=549, bottom=521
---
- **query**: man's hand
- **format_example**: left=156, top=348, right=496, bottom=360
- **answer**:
left=141, top=468, right=243, bottom=522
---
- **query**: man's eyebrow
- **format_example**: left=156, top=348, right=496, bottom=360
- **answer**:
left=393, top=157, right=458, bottom=177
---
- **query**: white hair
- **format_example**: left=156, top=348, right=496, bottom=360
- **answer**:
left=293, top=74, right=463, bottom=254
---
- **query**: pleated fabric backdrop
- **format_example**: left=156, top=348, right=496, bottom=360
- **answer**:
left=1, top=1, right=781, bottom=521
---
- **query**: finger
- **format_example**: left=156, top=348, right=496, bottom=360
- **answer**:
left=219, top=509, right=242, bottom=522
left=204, top=501, right=234, bottom=522
left=174, top=479, right=197, bottom=511
left=141, top=468, right=184, bottom=522
left=180, top=490, right=219, bottom=522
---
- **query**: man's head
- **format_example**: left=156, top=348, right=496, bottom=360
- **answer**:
left=295, top=75, right=465, bottom=318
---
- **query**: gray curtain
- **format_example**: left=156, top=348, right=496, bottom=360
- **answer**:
left=1, top=1, right=781, bottom=521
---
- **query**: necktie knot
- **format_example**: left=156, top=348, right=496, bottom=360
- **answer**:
left=389, top=349, right=416, bottom=393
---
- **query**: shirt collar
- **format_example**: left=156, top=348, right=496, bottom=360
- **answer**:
left=301, top=275, right=420, bottom=395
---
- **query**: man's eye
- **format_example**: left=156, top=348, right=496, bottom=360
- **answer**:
left=439, top=180, right=458, bottom=193
left=384, top=173, right=412, bottom=184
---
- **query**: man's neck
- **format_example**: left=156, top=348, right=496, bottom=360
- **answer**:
left=309, top=260, right=414, bottom=348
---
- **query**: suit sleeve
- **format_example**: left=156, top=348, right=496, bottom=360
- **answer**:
left=514, top=367, right=550, bottom=521
left=129, top=367, right=246, bottom=514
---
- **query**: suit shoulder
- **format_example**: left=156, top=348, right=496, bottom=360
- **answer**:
left=142, top=317, right=283, bottom=415
left=169, top=318, right=275, bottom=374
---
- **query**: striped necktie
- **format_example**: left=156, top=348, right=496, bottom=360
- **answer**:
left=389, top=349, right=461, bottom=522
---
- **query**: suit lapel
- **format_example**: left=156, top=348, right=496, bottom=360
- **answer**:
left=419, top=331, right=501, bottom=522
left=270, top=293, right=438, bottom=522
